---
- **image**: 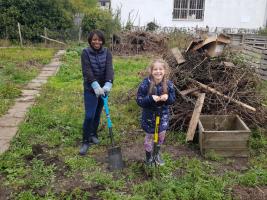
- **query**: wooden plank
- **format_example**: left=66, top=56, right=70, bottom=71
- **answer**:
left=203, top=140, right=248, bottom=149
left=260, top=65, right=267, bottom=70
left=186, top=93, right=205, bottom=142
left=40, top=35, right=66, bottom=45
left=256, top=68, right=267, bottom=76
left=243, top=45, right=264, bottom=54
left=202, top=132, right=250, bottom=141
left=203, top=149, right=248, bottom=157
left=171, top=47, right=186, bottom=64
left=259, top=74, right=267, bottom=80
left=246, top=61, right=261, bottom=68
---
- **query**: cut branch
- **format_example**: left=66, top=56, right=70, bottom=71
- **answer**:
left=190, top=79, right=256, bottom=112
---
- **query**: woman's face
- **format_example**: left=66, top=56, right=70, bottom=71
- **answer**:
left=152, top=62, right=165, bottom=83
left=90, top=34, right=103, bottom=50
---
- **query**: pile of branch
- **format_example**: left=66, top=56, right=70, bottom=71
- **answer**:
left=164, top=50, right=267, bottom=131
left=112, top=31, right=168, bottom=55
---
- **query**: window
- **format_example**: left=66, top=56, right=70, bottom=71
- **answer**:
left=173, top=0, right=205, bottom=20
left=100, top=2, right=106, bottom=6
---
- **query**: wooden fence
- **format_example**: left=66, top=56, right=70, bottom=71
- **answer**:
left=241, top=36, right=267, bottom=80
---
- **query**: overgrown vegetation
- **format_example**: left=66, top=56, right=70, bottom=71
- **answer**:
left=0, top=0, right=76, bottom=41
left=0, top=47, right=55, bottom=116
left=0, top=0, right=121, bottom=43
left=0, top=46, right=266, bottom=199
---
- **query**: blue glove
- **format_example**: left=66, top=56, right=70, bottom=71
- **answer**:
left=91, top=81, right=104, bottom=97
left=103, top=82, right=113, bottom=94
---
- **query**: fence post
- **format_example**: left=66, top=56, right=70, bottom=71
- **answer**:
left=44, top=27, right=48, bottom=46
left=78, top=27, right=82, bottom=43
left=17, top=22, right=23, bottom=47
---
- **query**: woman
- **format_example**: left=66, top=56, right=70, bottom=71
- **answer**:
left=80, top=30, right=114, bottom=155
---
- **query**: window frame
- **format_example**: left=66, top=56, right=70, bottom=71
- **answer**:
left=172, top=0, right=205, bottom=21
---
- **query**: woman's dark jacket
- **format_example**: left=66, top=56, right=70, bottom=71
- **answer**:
left=81, top=47, right=114, bottom=92
left=136, top=77, right=176, bottom=134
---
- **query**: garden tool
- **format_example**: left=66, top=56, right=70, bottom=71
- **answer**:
left=152, top=112, right=161, bottom=167
left=102, top=95, right=124, bottom=170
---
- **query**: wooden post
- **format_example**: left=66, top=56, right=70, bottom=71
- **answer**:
left=78, top=27, right=82, bottom=43
left=186, top=93, right=206, bottom=142
left=17, top=22, right=23, bottom=47
left=44, top=27, right=48, bottom=46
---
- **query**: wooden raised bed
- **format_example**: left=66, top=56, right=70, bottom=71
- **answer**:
left=198, top=115, right=250, bottom=157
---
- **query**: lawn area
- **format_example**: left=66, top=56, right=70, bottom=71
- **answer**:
left=0, top=46, right=266, bottom=199
left=0, top=47, right=56, bottom=116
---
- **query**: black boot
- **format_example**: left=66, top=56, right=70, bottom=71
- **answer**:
left=145, top=151, right=153, bottom=165
left=79, top=142, right=90, bottom=155
left=155, top=153, right=165, bottom=166
left=154, top=146, right=165, bottom=166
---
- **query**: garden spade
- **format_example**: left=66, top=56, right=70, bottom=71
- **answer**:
left=102, top=95, right=124, bottom=170
left=152, top=113, right=160, bottom=167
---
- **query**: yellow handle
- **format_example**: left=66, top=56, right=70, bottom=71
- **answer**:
left=154, top=116, right=160, bottom=143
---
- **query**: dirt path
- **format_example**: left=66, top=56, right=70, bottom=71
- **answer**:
left=0, top=50, right=65, bottom=154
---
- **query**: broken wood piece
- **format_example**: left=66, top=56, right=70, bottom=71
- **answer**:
left=190, top=79, right=256, bottom=112
left=171, top=47, right=186, bottom=64
left=180, top=87, right=199, bottom=96
left=40, top=35, right=66, bottom=45
left=186, top=93, right=206, bottom=142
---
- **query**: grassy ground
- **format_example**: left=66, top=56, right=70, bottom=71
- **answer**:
left=0, top=47, right=56, bottom=116
left=0, top=46, right=266, bottom=199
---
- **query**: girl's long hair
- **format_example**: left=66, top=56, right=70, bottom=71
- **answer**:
left=147, top=58, right=170, bottom=95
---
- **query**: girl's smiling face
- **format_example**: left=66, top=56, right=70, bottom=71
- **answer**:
left=152, top=62, right=165, bottom=83
left=90, top=34, right=103, bottom=50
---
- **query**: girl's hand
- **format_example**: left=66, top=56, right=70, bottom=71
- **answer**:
left=160, top=94, right=168, bottom=101
left=152, top=95, right=161, bottom=102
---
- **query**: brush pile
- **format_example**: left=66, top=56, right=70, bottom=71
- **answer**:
left=111, top=31, right=168, bottom=55
left=164, top=49, right=267, bottom=131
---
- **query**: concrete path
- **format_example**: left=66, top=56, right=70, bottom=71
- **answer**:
left=0, top=50, right=65, bottom=154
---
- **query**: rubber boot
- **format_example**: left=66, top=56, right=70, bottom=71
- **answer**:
left=89, top=133, right=99, bottom=144
left=79, top=143, right=90, bottom=155
left=145, top=151, right=153, bottom=165
left=154, top=146, right=165, bottom=166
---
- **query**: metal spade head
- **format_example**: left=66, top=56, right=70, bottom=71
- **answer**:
left=107, top=146, right=124, bottom=170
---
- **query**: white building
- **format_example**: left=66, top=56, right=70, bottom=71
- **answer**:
left=110, top=0, right=267, bottom=29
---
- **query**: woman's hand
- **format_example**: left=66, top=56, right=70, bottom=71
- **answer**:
left=152, top=95, right=161, bottom=102
left=159, top=94, right=168, bottom=101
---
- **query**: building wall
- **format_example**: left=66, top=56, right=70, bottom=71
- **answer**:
left=111, top=0, right=267, bottom=29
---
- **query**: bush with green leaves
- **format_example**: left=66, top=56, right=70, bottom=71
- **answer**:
left=0, top=0, right=74, bottom=41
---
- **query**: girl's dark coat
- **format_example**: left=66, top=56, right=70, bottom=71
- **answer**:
left=136, top=77, right=176, bottom=134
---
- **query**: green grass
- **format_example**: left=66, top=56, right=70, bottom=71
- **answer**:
left=0, top=47, right=55, bottom=116
left=0, top=46, right=266, bottom=199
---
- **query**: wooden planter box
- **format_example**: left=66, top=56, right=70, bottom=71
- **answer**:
left=198, top=115, right=250, bottom=157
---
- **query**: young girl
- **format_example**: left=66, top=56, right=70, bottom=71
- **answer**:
left=80, top=30, right=114, bottom=155
left=136, top=59, right=175, bottom=165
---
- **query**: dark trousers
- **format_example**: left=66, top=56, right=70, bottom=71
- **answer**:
left=82, top=90, right=103, bottom=143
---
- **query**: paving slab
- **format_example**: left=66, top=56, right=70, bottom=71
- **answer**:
left=0, top=127, right=18, bottom=139
left=21, top=89, right=40, bottom=96
left=6, top=101, right=34, bottom=118
left=31, top=79, right=47, bottom=84
left=25, top=82, right=43, bottom=89
left=38, top=70, right=56, bottom=77
left=0, top=116, right=24, bottom=127
left=0, top=139, right=11, bottom=154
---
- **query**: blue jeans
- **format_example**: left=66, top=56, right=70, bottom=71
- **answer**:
left=82, top=90, right=103, bottom=143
